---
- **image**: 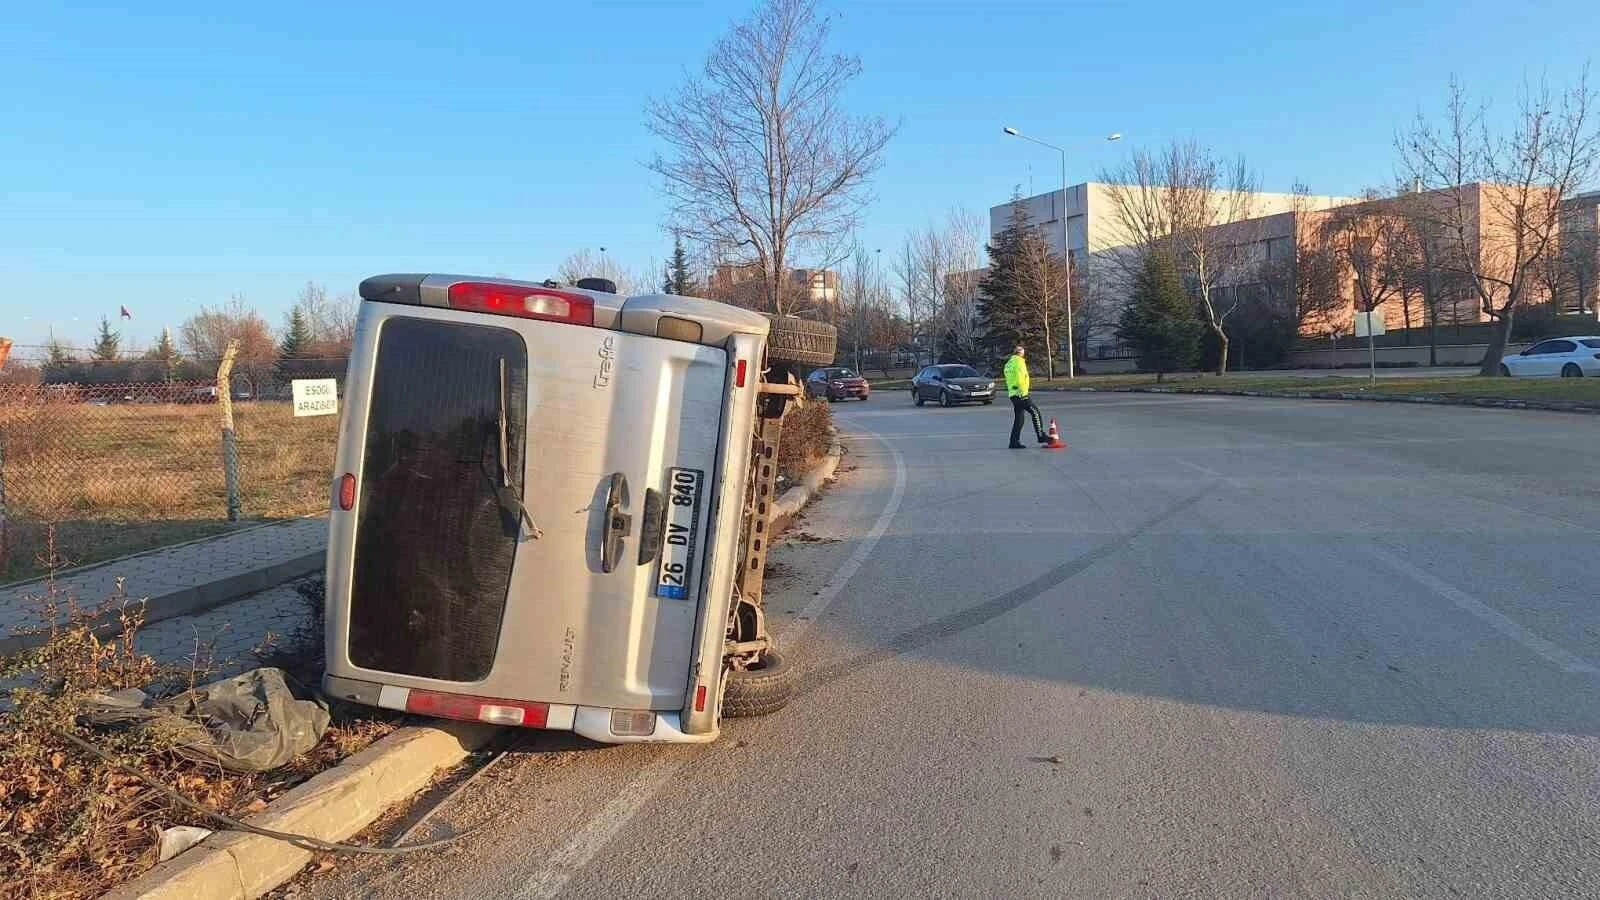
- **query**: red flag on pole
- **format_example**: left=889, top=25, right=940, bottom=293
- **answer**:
left=120, top=305, right=132, bottom=319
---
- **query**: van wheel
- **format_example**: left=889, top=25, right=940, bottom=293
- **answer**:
left=765, top=316, right=838, bottom=367
left=722, top=649, right=793, bottom=718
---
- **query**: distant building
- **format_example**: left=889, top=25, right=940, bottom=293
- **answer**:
left=1559, top=190, right=1600, bottom=317
left=994, top=181, right=1594, bottom=363
left=708, top=263, right=839, bottom=311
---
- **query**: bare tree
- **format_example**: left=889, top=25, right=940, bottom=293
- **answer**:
left=837, top=245, right=892, bottom=371
left=1318, top=198, right=1411, bottom=380
left=646, top=0, right=895, bottom=315
left=894, top=209, right=986, bottom=365
left=325, top=292, right=359, bottom=351
left=180, top=295, right=277, bottom=388
left=1399, top=73, right=1600, bottom=375
left=1101, top=141, right=1263, bottom=374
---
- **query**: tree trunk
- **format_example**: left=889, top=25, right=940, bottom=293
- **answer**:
left=1212, top=321, right=1229, bottom=376
left=1478, top=307, right=1516, bottom=376
left=1041, top=316, right=1055, bottom=380
left=1428, top=310, right=1438, bottom=367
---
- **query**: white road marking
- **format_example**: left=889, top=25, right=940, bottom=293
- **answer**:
left=1368, top=548, right=1600, bottom=676
left=1176, top=458, right=1245, bottom=488
left=516, top=752, right=687, bottom=900
left=514, top=426, right=908, bottom=897
left=783, top=425, right=907, bottom=644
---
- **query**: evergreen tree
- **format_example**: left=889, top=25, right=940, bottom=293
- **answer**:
left=145, top=327, right=182, bottom=381
left=663, top=235, right=697, bottom=295
left=977, top=195, right=1032, bottom=359
left=91, top=316, right=121, bottom=362
left=1116, top=250, right=1200, bottom=381
left=280, top=306, right=313, bottom=359
left=977, top=194, right=1066, bottom=369
left=46, top=339, right=75, bottom=369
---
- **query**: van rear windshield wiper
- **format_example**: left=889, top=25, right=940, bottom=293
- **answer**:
left=496, top=357, right=542, bottom=539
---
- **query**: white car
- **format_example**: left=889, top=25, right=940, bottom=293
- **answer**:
left=1500, top=336, right=1600, bottom=378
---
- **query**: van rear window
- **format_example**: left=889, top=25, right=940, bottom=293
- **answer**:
left=348, top=317, right=528, bottom=682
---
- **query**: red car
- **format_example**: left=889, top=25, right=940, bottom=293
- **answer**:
left=804, top=366, right=870, bottom=401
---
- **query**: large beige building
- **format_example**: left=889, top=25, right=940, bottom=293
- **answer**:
left=989, top=183, right=1350, bottom=355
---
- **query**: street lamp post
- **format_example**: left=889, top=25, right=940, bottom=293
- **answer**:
left=1003, top=127, right=1121, bottom=380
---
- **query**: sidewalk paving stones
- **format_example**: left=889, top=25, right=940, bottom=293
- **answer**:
left=0, top=518, right=326, bottom=654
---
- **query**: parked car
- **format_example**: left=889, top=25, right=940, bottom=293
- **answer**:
left=804, top=366, right=870, bottom=401
left=1500, top=336, right=1600, bottom=377
left=322, top=274, right=834, bottom=745
left=911, top=364, right=996, bottom=407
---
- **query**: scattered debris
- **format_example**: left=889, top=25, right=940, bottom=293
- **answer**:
left=157, top=825, right=213, bottom=862
left=1028, top=755, right=1065, bottom=765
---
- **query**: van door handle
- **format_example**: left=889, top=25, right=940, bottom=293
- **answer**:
left=601, top=472, right=632, bottom=573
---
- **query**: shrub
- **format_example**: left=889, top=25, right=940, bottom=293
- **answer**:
left=776, top=400, right=833, bottom=482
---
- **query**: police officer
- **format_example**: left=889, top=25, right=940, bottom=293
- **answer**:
left=1004, top=345, right=1047, bottom=449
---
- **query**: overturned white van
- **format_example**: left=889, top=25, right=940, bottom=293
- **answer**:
left=321, top=274, right=834, bottom=743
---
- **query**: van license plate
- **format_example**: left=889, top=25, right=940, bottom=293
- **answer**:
left=655, top=468, right=704, bottom=600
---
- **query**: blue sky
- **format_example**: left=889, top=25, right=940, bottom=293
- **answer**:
left=3, top=0, right=1596, bottom=352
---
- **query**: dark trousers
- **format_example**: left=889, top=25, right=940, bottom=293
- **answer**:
left=1010, top=395, right=1046, bottom=445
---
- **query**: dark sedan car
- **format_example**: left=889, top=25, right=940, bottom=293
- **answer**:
left=911, top=364, right=996, bottom=407
left=805, top=366, right=871, bottom=401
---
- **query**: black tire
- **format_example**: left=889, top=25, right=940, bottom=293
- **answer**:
left=1499, top=364, right=1512, bottom=377
left=765, top=316, right=837, bottom=367
left=1562, top=363, right=1583, bottom=378
left=939, top=391, right=953, bottom=408
left=913, top=390, right=924, bottom=407
left=722, top=649, right=793, bottom=718
left=983, top=398, right=994, bottom=405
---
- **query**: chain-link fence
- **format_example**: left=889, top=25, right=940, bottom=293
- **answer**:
left=0, top=363, right=346, bottom=582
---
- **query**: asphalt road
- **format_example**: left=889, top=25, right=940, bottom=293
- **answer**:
left=305, top=393, right=1600, bottom=900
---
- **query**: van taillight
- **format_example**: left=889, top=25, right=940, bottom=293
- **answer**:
left=447, top=282, right=595, bottom=326
left=736, top=359, right=748, bottom=387
left=405, top=689, right=550, bottom=727
left=338, top=473, right=356, bottom=510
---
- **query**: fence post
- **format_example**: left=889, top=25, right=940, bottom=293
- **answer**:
left=0, top=432, right=8, bottom=573
left=217, top=340, right=242, bottom=522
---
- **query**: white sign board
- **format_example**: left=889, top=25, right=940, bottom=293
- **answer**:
left=291, top=378, right=339, bottom=417
left=1353, top=310, right=1387, bottom=338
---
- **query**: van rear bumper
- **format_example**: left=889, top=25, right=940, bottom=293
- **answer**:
left=323, top=674, right=719, bottom=745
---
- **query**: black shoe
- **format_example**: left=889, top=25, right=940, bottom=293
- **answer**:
left=1008, top=442, right=1026, bottom=449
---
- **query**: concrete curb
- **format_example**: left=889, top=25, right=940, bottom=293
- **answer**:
left=770, top=428, right=843, bottom=522
left=1081, top=385, right=1600, bottom=414
left=104, top=721, right=499, bottom=900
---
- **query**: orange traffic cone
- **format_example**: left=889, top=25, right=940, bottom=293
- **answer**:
left=1043, top=418, right=1067, bottom=450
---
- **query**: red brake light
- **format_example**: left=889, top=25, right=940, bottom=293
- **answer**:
left=447, top=282, right=595, bottom=326
left=338, top=473, right=356, bottom=510
left=694, top=683, right=708, bottom=712
left=405, top=689, right=550, bottom=727
left=735, top=359, right=748, bottom=388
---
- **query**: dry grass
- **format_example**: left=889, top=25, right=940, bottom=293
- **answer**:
left=1, top=400, right=338, bottom=582
left=0, top=558, right=396, bottom=899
